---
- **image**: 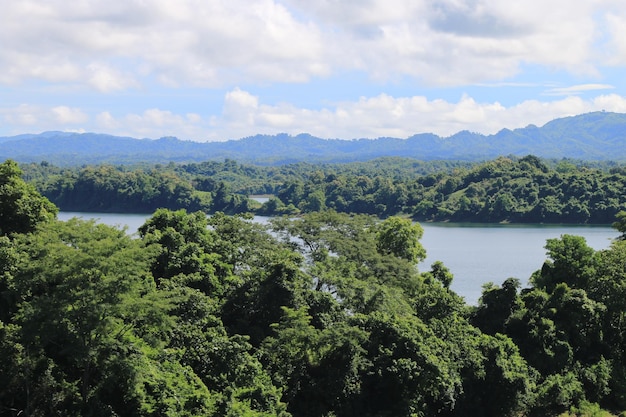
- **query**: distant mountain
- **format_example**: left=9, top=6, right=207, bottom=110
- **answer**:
left=2, top=111, right=626, bottom=165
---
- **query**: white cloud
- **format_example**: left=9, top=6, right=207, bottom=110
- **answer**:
left=544, top=84, right=615, bottom=96
left=87, top=64, right=138, bottom=92
left=4, top=91, right=626, bottom=141
left=3, top=104, right=40, bottom=127
left=52, top=106, right=88, bottom=124
left=1, top=0, right=625, bottom=88
left=225, top=88, right=260, bottom=111
left=2, top=104, right=88, bottom=133
left=605, top=12, right=626, bottom=65
left=202, top=89, right=626, bottom=139
left=99, top=109, right=211, bottom=140
left=283, top=0, right=621, bottom=84
left=96, top=112, right=120, bottom=130
left=0, top=0, right=326, bottom=89
left=2, top=1, right=626, bottom=142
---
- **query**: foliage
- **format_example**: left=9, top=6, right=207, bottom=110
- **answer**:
left=4, top=176, right=626, bottom=416
left=375, top=216, right=426, bottom=264
left=21, top=155, right=626, bottom=224
left=0, top=159, right=57, bottom=236
left=471, top=219, right=626, bottom=415
left=613, top=211, right=626, bottom=240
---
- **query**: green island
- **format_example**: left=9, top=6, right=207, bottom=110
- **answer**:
left=3, top=157, right=626, bottom=416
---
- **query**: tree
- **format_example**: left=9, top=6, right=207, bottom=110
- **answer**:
left=472, top=278, right=521, bottom=336
left=456, top=333, right=536, bottom=417
left=356, top=313, right=462, bottom=416
left=531, top=234, right=595, bottom=292
left=260, top=307, right=367, bottom=417
left=429, top=260, right=454, bottom=289
left=613, top=210, right=626, bottom=240
left=138, top=208, right=223, bottom=294
left=375, top=216, right=426, bottom=264
left=0, top=159, right=57, bottom=236
left=1, top=218, right=218, bottom=416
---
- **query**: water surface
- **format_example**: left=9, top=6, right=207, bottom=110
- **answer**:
left=419, top=222, right=617, bottom=304
left=58, top=212, right=618, bottom=305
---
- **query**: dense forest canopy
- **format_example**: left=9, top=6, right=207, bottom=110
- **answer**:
left=20, top=155, right=626, bottom=224
left=3, top=158, right=626, bottom=416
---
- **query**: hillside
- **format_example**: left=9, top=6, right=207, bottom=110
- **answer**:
left=2, top=111, right=626, bottom=164
left=4, top=159, right=626, bottom=416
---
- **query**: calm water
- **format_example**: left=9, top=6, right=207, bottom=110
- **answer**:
left=58, top=212, right=152, bottom=235
left=58, top=212, right=618, bottom=305
left=419, top=223, right=617, bottom=304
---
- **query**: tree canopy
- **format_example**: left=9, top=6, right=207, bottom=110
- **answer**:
left=0, top=159, right=57, bottom=236
left=3, top=156, right=626, bottom=416
left=22, top=155, right=626, bottom=224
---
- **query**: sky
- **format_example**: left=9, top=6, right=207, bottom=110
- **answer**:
left=2, top=0, right=626, bottom=142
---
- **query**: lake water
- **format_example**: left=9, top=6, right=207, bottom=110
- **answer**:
left=418, top=222, right=617, bottom=305
left=59, top=212, right=152, bottom=235
left=58, top=212, right=618, bottom=305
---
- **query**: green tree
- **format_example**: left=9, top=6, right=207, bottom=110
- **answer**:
left=0, top=159, right=57, bottom=236
left=261, top=307, right=367, bottom=417
left=613, top=210, right=626, bottom=240
left=532, top=234, right=596, bottom=292
left=375, top=216, right=426, bottom=264
left=428, top=260, right=454, bottom=289
left=472, top=278, right=521, bottom=336
left=1, top=218, right=217, bottom=416
left=356, top=313, right=461, bottom=416
left=456, top=333, right=536, bottom=417
left=138, top=208, right=224, bottom=294
left=221, top=249, right=308, bottom=346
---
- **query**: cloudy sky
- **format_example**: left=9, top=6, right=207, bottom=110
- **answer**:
left=2, top=0, right=626, bottom=141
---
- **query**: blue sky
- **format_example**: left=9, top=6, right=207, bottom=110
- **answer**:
left=2, top=0, right=626, bottom=141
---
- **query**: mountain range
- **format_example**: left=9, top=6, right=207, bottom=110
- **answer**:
left=2, top=111, right=626, bottom=165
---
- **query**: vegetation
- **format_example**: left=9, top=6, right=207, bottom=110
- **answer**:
left=3, top=157, right=626, bottom=416
left=267, top=155, right=626, bottom=223
left=20, top=155, right=626, bottom=224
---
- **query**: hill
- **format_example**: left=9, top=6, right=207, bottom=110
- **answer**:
left=2, top=111, right=626, bottom=165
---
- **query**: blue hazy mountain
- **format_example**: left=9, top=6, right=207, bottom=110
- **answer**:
left=1, top=111, right=625, bottom=165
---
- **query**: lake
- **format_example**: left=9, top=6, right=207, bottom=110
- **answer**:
left=58, top=212, right=618, bottom=305
left=418, top=222, right=617, bottom=305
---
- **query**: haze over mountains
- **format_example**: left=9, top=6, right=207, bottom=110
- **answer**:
left=2, top=111, right=625, bottom=165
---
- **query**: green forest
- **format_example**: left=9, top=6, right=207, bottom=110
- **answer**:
left=3, top=158, right=626, bottom=416
left=20, top=155, right=626, bottom=224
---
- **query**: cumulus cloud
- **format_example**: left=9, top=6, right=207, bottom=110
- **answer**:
left=282, top=0, right=621, bottom=83
left=52, top=106, right=88, bottom=124
left=0, top=0, right=326, bottom=89
left=96, top=112, right=121, bottom=130
left=605, top=12, right=626, bottom=65
left=87, top=64, right=139, bottom=92
left=1, top=104, right=88, bottom=133
left=90, top=90, right=626, bottom=140
left=2, top=104, right=40, bottom=127
left=2, top=1, right=626, bottom=141
left=93, top=109, right=209, bottom=140
left=1, top=0, right=625, bottom=88
left=5, top=90, right=626, bottom=140
left=203, top=89, right=626, bottom=140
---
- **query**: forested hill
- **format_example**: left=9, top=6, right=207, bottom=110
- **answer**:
left=21, top=155, right=626, bottom=224
left=3, top=111, right=626, bottom=165
left=4, top=159, right=626, bottom=416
